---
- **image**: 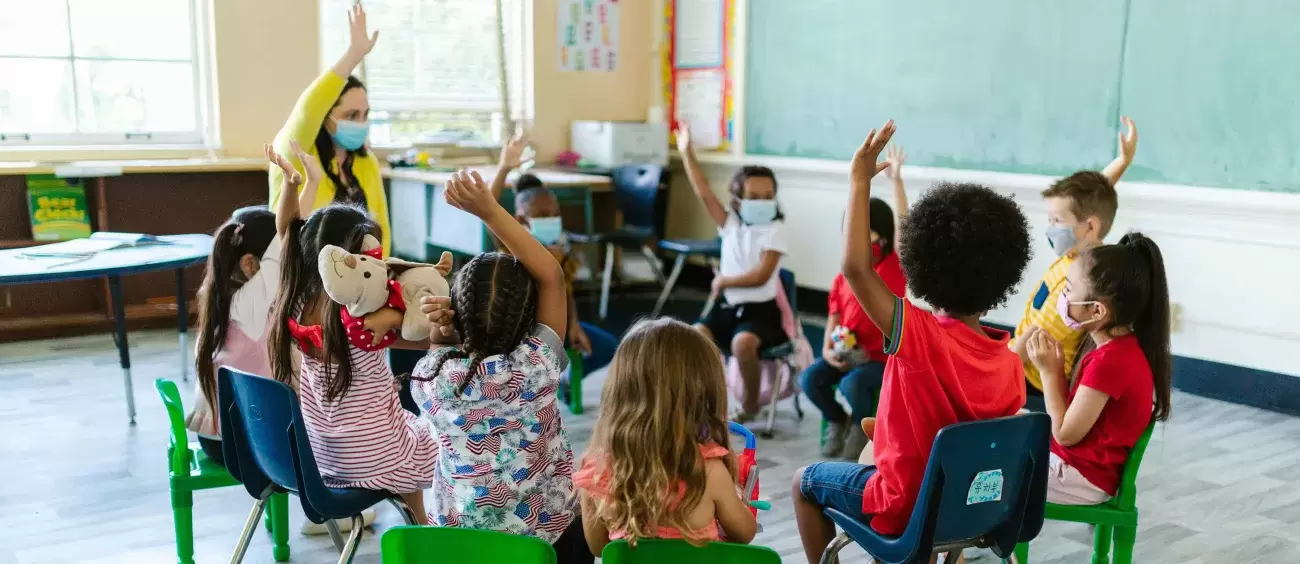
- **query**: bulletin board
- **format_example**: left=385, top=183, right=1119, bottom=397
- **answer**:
left=664, top=0, right=734, bottom=151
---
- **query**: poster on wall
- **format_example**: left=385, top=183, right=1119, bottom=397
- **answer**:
left=665, top=0, right=733, bottom=151
left=557, top=0, right=619, bottom=72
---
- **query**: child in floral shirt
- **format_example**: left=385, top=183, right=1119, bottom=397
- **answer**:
left=410, top=170, right=588, bottom=563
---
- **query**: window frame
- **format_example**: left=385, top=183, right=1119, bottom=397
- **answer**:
left=0, top=0, right=218, bottom=151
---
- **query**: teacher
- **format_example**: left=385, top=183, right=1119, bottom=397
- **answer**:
left=269, top=4, right=391, bottom=256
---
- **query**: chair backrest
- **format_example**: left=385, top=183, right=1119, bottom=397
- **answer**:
left=1113, top=419, right=1156, bottom=510
left=218, top=366, right=339, bottom=522
left=153, top=379, right=192, bottom=474
left=601, top=539, right=781, bottom=564
left=381, top=526, right=557, bottom=564
left=778, top=268, right=796, bottom=312
left=611, top=164, right=666, bottom=232
left=903, top=413, right=1051, bottom=558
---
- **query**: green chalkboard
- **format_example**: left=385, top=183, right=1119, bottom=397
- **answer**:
left=746, top=0, right=1128, bottom=176
left=745, top=0, right=1300, bottom=192
left=1118, top=0, right=1300, bottom=192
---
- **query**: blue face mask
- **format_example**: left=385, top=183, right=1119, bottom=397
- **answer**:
left=1045, top=224, right=1078, bottom=257
left=331, top=119, right=370, bottom=151
left=528, top=216, right=564, bottom=245
left=739, top=199, right=778, bottom=225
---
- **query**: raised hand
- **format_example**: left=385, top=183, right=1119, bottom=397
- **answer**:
left=499, top=133, right=529, bottom=169
left=443, top=170, right=500, bottom=219
left=675, top=124, right=692, bottom=154
left=1117, top=116, right=1138, bottom=164
left=265, top=144, right=302, bottom=187
left=849, top=120, right=896, bottom=188
left=885, top=145, right=907, bottom=180
left=347, top=4, right=380, bottom=58
left=290, top=140, right=323, bottom=186
left=420, top=296, right=456, bottom=338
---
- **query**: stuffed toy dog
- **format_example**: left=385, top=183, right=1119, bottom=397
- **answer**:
left=318, top=234, right=452, bottom=348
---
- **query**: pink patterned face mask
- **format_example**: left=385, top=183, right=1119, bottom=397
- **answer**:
left=1056, top=292, right=1100, bottom=330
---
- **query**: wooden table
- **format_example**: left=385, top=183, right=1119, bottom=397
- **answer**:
left=384, top=167, right=613, bottom=261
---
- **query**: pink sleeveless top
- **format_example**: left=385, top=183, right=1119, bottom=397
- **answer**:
left=574, top=443, right=730, bottom=542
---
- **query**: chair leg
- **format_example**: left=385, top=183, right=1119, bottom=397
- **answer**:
left=651, top=254, right=687, bottom=318
left=1093, top=524, right=1114, bottom=564
left=762, top=363, right=784, bottom=438
left=940, top=549, right=962, bottom=563
left=1110, top=526, right=1136, bottom=564
left=386, top=496, right=420, bottom=525
left=818, top=531, right=853, bottom=564
left=325, top=519, right=346, bottom=552
left=599, top=243, right=616, bottom=320
left=1009, top=541, right=1029, bottom=564
left=641, top=245, right=667, bottom=285
left=566, top=349, right=585, bottom=415
left=268, top=493, right=290, bottom=562
left=229, top=498, right=267, bottom=564
left=170, top=489, right=195, bottom=564
left=336, top=515, right=366, bottom=564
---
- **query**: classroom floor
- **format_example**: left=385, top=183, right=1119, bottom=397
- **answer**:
left=2, top=292, right=1299, bottom=563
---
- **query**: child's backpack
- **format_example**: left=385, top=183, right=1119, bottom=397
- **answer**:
left=724, top=275, right=813, bottom=408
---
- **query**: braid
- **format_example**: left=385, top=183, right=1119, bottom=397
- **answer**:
left=449, top=252, right=541, bottom=395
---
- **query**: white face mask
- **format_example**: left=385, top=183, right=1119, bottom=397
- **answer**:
left=739, top=199, right=778, bottom=225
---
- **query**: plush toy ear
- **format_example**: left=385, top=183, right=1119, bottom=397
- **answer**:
left=362, top=234, right=381, bottom=251
left=434, top=252, right=453, bottom=277
left=384, top=256, right=432, bottom=276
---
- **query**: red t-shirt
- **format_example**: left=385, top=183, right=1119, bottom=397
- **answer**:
left=1049, top=334, right=1153, bottom=495
left=862, top=298, right=1026, bottom=535
left=828, top=250, right=907, bottom=362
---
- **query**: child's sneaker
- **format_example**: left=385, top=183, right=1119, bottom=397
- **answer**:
left=300, top=508, right=377, bottom=535
left=821, top=421, right=849, bottom=458
left=841, top=424, right=868, bottom=461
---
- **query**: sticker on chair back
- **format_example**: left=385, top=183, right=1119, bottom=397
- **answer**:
left=966, top=469, right=1003, bottom=505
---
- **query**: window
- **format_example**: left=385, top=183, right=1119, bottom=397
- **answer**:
left=319, top=0, right=528, bottom=145
left=0, top=0, right=213, bottom=148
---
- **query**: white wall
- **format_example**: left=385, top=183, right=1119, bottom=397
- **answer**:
left=670, top=156, right=1300, bottom=379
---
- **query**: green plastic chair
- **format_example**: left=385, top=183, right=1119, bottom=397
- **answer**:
left=565, top=348, right=584, bottom=415
left=1012, top=420, right=1156, bottom=564
left=381, top=526, right=557, bottom=563
left=154, top=379, right=290, bottom=564
left=601, top=539, right=781, bottom=564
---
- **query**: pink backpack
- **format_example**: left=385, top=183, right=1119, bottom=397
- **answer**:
left=724, top=277, right=814, bottom=408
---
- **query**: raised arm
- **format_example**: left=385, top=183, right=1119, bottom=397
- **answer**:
left=884, top=145, right=909, bottom=225
left=490, top=133, right=529, bottom=200
left=676, top=125, right=728, bottom=227
left=270, top=5, right=378, bottom=201
left=266, top=144, right=304, bottom=236
left=444, top=170, right=567, bottom=337
left=841, top=120, right=899, bottom=337
left=1101, top=116, right=1138, bottom=186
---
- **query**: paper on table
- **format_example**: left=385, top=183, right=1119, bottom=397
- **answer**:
left=674, top=0, right=724, bottom=68
left=674, top=69, right=726, bottom=150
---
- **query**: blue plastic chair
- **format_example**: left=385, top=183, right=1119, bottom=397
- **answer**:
left=820, top=413, right=1050, bottom=564
left=218, top=367, right=419, bottom=564
left=568, top=164, right=668, bottom=319
left=650, top=238, right=721, bottom=318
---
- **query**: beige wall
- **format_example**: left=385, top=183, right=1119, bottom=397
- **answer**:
left=3, top=0, right=655, bottom=162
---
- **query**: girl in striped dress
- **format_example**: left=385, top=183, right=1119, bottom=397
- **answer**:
left=411, top=171, right=587, bottom=563
left=267, top=155, right=436, bottom=524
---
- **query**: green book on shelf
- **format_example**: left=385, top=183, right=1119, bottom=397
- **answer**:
left=26, top=174, right=92, bottom=241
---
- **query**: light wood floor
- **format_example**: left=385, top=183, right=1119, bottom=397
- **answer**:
left=2, top=330, right=1298, bottom=563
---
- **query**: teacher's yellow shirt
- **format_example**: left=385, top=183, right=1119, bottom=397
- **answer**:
left=268, top=70, right=390, bottom=256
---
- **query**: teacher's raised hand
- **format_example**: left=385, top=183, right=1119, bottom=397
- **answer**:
left=334, top=4, right=379, bottom=77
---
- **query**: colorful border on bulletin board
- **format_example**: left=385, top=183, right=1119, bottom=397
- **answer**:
left=665, top=0, right=734, bottom=151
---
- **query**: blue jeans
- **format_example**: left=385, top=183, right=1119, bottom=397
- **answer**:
left=800, top=358, right=886, bottom=424
left=799, top=461, right=878, bottom=519
left=575, top=321, right=617, bottom=375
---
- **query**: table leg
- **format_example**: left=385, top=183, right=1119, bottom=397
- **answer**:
left=176, top=268, right=188, bottom=382
left=107, top=275, right=136, bottom=425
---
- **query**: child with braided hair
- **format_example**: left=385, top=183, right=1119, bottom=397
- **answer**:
left=410, top=170, right=588, bottom=563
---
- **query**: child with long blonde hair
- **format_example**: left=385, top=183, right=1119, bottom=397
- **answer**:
left=575, top=318, right=758, bottom=554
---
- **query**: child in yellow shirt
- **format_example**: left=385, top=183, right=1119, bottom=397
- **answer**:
left=1012, top=117, right=1139, bottom=409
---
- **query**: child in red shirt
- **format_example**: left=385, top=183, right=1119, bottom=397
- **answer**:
left=1025, top=232, right=1171, bottom=504
left=793, top=122, right=1033, bottom=564
left=803, top=189, right=907, bottom=458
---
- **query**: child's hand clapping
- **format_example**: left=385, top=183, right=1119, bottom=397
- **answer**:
left=266, top=144, right=302, bottom=188
left=1027, top=329, right=1066, bottom=386
left=421, top=296, right=456, bottom=338
left=290, top=139, right=323, bottom=187
left=444, top=170, right=501, bottom=219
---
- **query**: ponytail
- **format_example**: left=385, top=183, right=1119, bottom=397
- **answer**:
left=1122, top=232, right=1172, bottom=422
left=195, top=207, right=275, bottom=415
left=1082, top=231, right=1172, bottom=422
left=268, top=217, right=307, bottom=389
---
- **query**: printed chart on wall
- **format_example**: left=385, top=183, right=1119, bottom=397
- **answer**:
left=667, top=0, right=733, bottom=151
left=557, top=0, right=619, bottom=72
